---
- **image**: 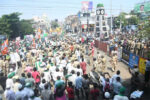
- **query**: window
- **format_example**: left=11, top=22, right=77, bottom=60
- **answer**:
left=96, top=22, right=99, bottom=26
left=97, top=16, right=99, bottom=21
left=102, top=16, right=105, bottom=20
left=96, top=28, right=100, bottom=32
left=103, top=27, right=106, bottom=31
left=103, top=22, right=106, bottom=26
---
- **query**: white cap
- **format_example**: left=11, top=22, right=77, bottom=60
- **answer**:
left=6, top=85, right=11, bottom=89
left=10, top=68, right=13, bottom=72
left=104, top=92, right=110, bottom=98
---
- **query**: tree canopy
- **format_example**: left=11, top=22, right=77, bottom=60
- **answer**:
left=51, top=19, right=59, bottom=29
left=0, top=12, right=34, bottom=39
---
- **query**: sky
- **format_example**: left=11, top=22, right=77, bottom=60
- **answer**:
left=0, top=0, right=147, bottom=21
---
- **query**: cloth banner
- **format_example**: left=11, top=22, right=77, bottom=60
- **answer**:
left=128, top=53, right=139, bottom=68
left=139, top=57, right=146, bottom=74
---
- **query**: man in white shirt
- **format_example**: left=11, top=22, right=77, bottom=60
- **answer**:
left=68, top=70, right=77, bottom=85
left=43, top=68, right=51, bottom=83
left=75, top=65, right=83, bottom=76
left=75, top=48, right=80, bottom=61
left=111, top=70, right=122, bottom=83
left=114, top=87, right=129, bottom=100
left=52, top=68, right=63, bottom=82
left=6, top=75, right=14, bottom=90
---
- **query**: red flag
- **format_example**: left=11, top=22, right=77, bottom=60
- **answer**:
left=33, top=38, right=36, bottom=48
left=1, top=39, right=9, bottom=55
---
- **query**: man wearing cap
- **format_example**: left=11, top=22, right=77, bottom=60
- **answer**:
left=6, top=69, right=15, bottom=90
left=113, top=87, right=129, bottom=100
left=22, top=82, right=34, bottom=99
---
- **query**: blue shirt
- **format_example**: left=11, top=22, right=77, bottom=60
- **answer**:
left=5, top=90, right=16, bottom=100
left=75, top=76, right=83, bottom=89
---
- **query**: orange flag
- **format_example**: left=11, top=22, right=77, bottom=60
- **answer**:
left=33, top=38, right=36, bottom=48
left=1, top=39, right=9, bottom=55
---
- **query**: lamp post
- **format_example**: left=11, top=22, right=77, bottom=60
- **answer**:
left=87, top=11, right=89, bottom=36
left=110, top=0, right=113, bottom=34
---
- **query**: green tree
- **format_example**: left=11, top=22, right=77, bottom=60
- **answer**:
left=0, top=12, right=34, bottom=39
left=128, top=16, right=139, bottom=25
left=51, top=20, right=59, bottom=29
left=113, top=12, right=128, bottom=29
left=138, top=18, right=150, bottom=39
left=20, top=19, right=34, bottom=36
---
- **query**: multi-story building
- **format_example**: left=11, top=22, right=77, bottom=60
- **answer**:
left=78, top=10, right=95, bottom=35
left=65, top=15, right=78, bottom=33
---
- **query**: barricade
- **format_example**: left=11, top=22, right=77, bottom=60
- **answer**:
left=94, top=40, right=99, bottom=48
left=94, top=40, right=147, bottom=75
left=98, top=41, right=107, bottom=53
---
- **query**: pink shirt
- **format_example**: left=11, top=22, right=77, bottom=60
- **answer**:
left=32, top=71, right=40, bottom=83
left=25, top=67, right=33, bottom=73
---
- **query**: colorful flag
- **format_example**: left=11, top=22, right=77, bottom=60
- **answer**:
left=1, top=39, right=9, bottom=55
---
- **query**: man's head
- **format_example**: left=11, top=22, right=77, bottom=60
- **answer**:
left=27, top=72, right=31, bottom=78
left=71, top=70, right=75, bottom=74
left=77, top=72, right=80, bottom=76
left=116, top=70, right=120, bottom=75
left=135, top=72, right=139, bottom=76
left=106, top=78, right=109, bottom=82
left=57, top=76, right=61, bottom=80
left=42, top=79, right=46, bottom=84
left=33, top=67, right=37, bottom=72
left=21, top=73, right=25, bottom=77
left=44, top=84, right=49, bottom=90
left=68, top=82, right=73, bottom=87
left=62, top=56, right=65, bottom=60
left=77, top=65, right=80, bottom=69
left=56, top=68, right=59, bottom=72
left=116, top=77, right=121, bottom=82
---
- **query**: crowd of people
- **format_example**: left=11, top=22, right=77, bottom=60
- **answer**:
left=104, top=33, right=150, bottom=59
left=0, top=33, right=148, bottom=100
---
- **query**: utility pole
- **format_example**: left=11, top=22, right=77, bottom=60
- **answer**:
left=120, top=5, right=122, bottom=32
left=110, top=0, right=113, bottom=34
left=87, top=10, right=89, bottom=35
